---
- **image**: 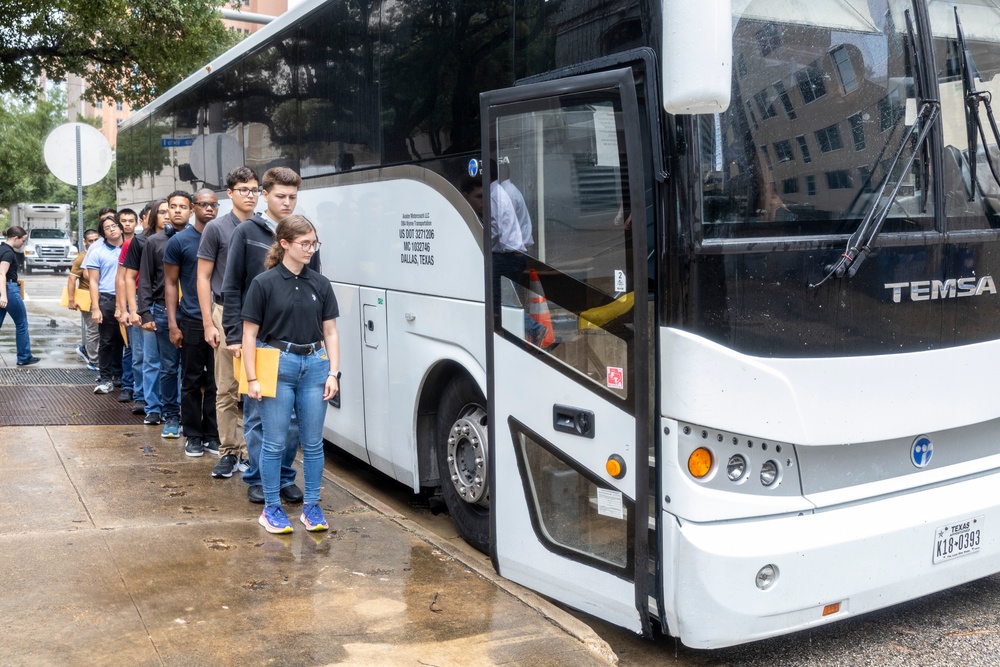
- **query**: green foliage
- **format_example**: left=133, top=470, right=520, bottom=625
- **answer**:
left=0, top=91, right=117, bottom=229
left=0, top=0, right=241, bottom=106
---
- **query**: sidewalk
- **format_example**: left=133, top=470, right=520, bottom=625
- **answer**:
left=0, top=423, right=615, bottom=666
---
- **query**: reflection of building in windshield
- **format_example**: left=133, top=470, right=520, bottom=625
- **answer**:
left=703, top=1, right=919, bottom=232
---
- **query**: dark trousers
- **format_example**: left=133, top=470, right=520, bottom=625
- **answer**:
left=179, top=315, right=218, bottom=440
left=97, top=293, right=123, bottom=383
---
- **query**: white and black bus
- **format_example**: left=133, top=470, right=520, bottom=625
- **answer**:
left=117, top=0, right=1000, bottom=648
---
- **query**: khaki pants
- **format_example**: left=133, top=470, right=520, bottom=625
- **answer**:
left=213, top=303, right=246, bottom=458
left=81, top=309, right=99, bottom=364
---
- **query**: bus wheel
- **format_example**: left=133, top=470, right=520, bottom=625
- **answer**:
left=436, top=376, right=490, bottom=554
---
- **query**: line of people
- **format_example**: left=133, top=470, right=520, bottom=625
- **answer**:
left=67, top=166, right=340, bottom=534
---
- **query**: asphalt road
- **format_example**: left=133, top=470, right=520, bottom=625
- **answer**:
left=12, top=271, right=1000, bottom=666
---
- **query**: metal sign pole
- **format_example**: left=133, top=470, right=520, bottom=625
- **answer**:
left=76, top=126, right=86, bottom=356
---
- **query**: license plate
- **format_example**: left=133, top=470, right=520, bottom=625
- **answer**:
left=932, top=516, right=984, bottom=564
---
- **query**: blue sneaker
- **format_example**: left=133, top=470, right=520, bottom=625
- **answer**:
left=161, top=417, right=180, bottom=439
left=259, top=505, right=293, bottom=534
left=300, top=503, right=329, bottom=532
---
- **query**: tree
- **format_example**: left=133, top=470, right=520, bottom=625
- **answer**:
left=0, top=91, right=116, bottom=230
left=0, top=0, right=241, bottom=106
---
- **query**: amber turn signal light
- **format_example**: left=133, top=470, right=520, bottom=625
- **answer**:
left=688, top=447, right=713, bottom=478
left=606, top=454, right=626, bottom=479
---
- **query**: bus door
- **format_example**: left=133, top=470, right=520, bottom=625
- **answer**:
left=482, top=69, right=651, bottom=634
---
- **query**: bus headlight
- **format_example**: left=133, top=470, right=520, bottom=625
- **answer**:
left=726, top=454, right=747, bottom=482
left=760, top=460, right=780, bottom=487
left=687, top=447, right=713, bottom=478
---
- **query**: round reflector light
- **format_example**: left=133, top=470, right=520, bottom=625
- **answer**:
left=688, top=447, right=713, bottom=478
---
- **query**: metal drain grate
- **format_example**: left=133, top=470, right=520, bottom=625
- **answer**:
left=0, top=367, right=97, bottom=386
left=0, top=386, right=142, bottom=426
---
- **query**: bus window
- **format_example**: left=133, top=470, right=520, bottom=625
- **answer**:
left=495, top=96, right=634, bottom=401
left=296, top=0, right=380, bottom=176
left=701, top=0, right=930, bottom=239
left=932, top=1, right=1000, bottom=230
left=514, top=427, right=632, bottom=573
left=242, top=37, right=301, bottom=174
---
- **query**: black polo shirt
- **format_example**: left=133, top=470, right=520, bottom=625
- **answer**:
left=0, top=242, right=18, bottom=284
left=242, top=263, right=338, bottom=345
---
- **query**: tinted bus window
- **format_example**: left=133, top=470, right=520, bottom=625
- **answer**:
left=380, top=0, right=513, bottom=163
left=514, top=0, right=650, bottom=80
left=298, top=0, right=380, bottom=176
left=243, top=36, right=301, bottom=175
left=196, top=66, right=246, bottom=189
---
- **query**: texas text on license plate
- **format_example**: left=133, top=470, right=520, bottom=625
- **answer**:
left=933, top=516, right=984, bottom=564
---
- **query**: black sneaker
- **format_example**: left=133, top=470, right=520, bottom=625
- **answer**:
left=247, top=485, right=265, bottom=504
left=112, top=375, right=122, bottom=388
left=143, top=412, right=163, bottom=425
left=185, top=437, right=204, bottom=457
left=203, top=439, right=220, bottom=456
left=131, top=400, right=146, bottom=415
left=17, top=356, right=41, bottom=366
left=117, top=389, right=133, bottom=403
left=212, top=454, right=238, bottom=478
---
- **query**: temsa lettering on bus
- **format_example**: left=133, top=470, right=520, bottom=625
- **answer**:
left=400, top=213, right=435, bottom=265
left=884, top=276, right=997, bottom=302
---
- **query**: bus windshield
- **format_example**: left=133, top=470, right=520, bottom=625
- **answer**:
left=701, top=0, right=928, bottom=239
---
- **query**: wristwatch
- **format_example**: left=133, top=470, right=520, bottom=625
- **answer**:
left=329, top=371, right=341, bottom=380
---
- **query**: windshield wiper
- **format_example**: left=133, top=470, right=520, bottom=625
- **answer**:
left=825, top=102, right=939, bottom=280
left=956, top=7, right=1000, bottom=200
left=814, top=10, right=939, bottom=286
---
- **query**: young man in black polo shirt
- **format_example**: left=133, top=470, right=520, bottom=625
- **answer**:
left=165, top=189, right=221, bottom=457
left=221, top=166, right=320, bottom=504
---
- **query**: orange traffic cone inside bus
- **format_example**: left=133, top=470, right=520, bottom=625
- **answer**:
left=527, top=268, right=556, bottom=348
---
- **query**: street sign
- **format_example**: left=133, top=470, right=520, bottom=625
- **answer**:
left=161, top=137, right=196, bottom=148
left=44, top=123, right=113, bottom=186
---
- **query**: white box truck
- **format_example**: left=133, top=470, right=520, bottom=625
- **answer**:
left=10, top=203, right=77, bottom=274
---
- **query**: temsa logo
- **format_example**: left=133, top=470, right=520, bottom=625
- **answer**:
left=884, top=276, right=997, bottom=303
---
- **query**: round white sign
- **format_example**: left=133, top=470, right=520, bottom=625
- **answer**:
left=44, top=123, right=114, bottom=186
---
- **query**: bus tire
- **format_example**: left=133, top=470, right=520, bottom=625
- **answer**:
left=436, top=376, right=490, bottom=554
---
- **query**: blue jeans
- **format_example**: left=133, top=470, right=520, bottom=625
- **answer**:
left=0, top=282, right=32, bottom=364
left=257, top=346, right=327, bottom=505
left=243, top=389, right=298, bottom=489
left=151, top=303, right=180, bottom=420
left=141, top=327, right=161, bottom=416
left=127, top=325, right=144, bottom=402
left=122, top=326, right=136, bottom=393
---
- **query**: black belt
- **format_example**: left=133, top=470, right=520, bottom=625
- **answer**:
left=265, top=337, right=324, bottom=355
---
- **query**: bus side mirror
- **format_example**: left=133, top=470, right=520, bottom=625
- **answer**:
left=662, top=0, right=732, bottom=115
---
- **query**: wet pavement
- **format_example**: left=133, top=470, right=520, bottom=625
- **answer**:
left=0, top=424, right=615, bottom=666
left=0, top=274, right=616, bottom=666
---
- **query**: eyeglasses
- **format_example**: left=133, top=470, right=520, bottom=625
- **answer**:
left=292, top=240, right=322, bottom=252
left=195, top=202, right=220, bottom=209
left=232, top=187, right=261, bottom=197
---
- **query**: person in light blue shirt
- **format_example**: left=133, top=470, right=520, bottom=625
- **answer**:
left=83, top=216, right=125, bottom=394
